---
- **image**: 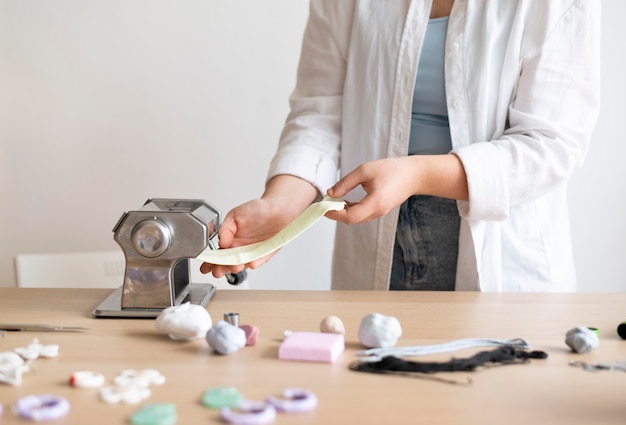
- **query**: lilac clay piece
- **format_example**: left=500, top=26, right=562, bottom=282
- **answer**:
left=266, top=388, right=318, bottom=413
left=14, top=395, right=70, bottom=421
left=206, top=321, right=247, bottom=355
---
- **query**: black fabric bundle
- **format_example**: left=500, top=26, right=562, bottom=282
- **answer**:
left=350, top=345, right=548, bottom=375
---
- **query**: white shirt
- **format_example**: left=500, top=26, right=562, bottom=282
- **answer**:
left=268, top=0, right=601, bottom=291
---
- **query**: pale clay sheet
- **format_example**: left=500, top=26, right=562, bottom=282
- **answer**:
left=196, top=196, right=345, bottom=265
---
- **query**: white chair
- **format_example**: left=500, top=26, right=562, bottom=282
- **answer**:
left=15, top=250, right=126, bottom=288
left=15, top=251, right=249, bottom=289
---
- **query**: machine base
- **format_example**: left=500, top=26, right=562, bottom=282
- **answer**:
left=93, top=283, right=216, bottom=318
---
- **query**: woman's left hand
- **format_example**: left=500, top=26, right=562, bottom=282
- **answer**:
left=325, top=157, right=421, bottom=224
left=325, top=154, right=468, bottom=224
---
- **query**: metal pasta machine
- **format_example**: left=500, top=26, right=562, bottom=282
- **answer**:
left=93, top=198, right=246, bottom=318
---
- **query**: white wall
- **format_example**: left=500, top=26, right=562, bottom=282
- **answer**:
left=569, top=0, right=626, bottom=292
left=1, top=1, right=624, bottom=292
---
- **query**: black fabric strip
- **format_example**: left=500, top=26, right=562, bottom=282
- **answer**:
left=350, top=346, right=548, bottom=375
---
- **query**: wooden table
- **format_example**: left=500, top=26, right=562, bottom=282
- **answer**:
left=0, top=288, right=625, bottom=424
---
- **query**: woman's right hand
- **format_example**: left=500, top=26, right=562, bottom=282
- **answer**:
left=200, top=198, right=291, bottom=278
left=200, top=175, right=319, bottom=278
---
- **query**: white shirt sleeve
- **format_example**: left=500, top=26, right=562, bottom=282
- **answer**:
left=267, top=0, right=355, bottom=195
left=454, top=1, right=601, bottom=221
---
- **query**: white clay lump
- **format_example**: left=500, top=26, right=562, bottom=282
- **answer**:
left=155, top=302, right=213, bottom=340
left=358, top=313, right=403, bottom=348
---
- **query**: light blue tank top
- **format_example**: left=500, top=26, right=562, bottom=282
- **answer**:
left=408, top=17, right=452, bottom=155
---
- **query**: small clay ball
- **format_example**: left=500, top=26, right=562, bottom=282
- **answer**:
left=565, top=326, right=599, bottom=354
left=320, top=315, right=346, bottom=335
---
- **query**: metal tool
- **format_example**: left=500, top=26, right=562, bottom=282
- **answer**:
left=569, top=360, right=626, bottom=372
left=0, top=323, right=89, bottom=332
left=224, top=312, right=240, bottom=327
left=94, top=198, right=246, bottom=318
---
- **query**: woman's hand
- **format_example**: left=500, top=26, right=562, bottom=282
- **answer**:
left=200, top=198, right=292, bottom=278
left=325, top=157, right=420, bottom=223
left=200, top=175, right=319, bottom=278
left=325, top=154, right=468, bottom=224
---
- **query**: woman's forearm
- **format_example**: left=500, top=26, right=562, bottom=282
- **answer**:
left=413, top=154, right=468, bottom=201
left=262, top=174, right=321, bottom=218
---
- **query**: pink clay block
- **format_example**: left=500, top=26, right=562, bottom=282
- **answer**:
left=278, top=332, right=345, bottom=363
left=240, top=325, right=260, bottom=346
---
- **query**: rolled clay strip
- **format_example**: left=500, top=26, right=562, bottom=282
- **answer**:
left=196, top=196, right=345, bottom=265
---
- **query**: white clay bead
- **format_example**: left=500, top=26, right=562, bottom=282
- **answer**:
left=69, top=371, right=106, bottom=388
left=206, top=321, right=247, bottom=355
left=358, top=313, right=403, bottom=348
left=320, top=315, right=346, bottom=335
left=155, top=302, right=212, bottom=340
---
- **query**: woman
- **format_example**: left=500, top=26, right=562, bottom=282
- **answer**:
left=202, top=0, right=601, bottom=292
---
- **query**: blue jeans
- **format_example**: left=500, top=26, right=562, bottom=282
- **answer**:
left=390, top=195, right=460, bottom=291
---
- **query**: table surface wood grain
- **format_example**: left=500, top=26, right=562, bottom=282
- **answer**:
left=1, top=288, right=625, bottom=424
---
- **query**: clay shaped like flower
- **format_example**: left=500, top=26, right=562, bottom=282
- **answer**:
left=358, top=313, right=403, bottom=348
left=0, top=351, right=30, bottom=386
left=206, top=321, right=247, bottom=355
left=113, top=369, right=166, bottom=388
left=155, top=302, right=213, bottom=340
left=100, top=369, right=165, bottom=405
left=14, top=339, right=59, bottom=360
left=100, top=384, right=152, bottom=405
